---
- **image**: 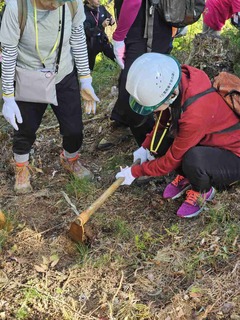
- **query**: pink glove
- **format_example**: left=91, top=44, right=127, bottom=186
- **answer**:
left=113, top=40, right=125, bottom=69
left=2, top=96, right=23, bottom=130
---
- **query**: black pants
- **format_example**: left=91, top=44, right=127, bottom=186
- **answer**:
left=152, top=134, right=240, bottom=191
left=13, top=70, right=83, bottom=155
left=88, top=40, right=115, bottom=71
left=111, top=39, right=155, bottom=146
left=110, top=38, right=172, bottom=145
left=182, top=146, right=240, bottom=192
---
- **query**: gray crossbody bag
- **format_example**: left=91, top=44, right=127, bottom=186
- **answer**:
left=15, top=4, right=65, bottom=106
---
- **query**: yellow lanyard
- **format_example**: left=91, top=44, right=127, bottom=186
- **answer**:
left=33, top=0, right=62, bottom=68
left=150, top=111, right=171, bottom=154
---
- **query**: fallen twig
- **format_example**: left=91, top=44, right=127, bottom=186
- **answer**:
left=38, top=115, right=107, bottom=133
left=61, top=191, right=79, bottom=216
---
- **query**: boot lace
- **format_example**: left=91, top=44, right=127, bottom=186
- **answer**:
left=68, top=155, right=83, bottom=173
left=185, top=190, right=200, bottom=206
left=15, top=164, right=32, bottom=185
left=172, top=175, right=185, bottom=187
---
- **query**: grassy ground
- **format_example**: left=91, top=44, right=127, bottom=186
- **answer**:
left=0, top=18, right=240, bottom=320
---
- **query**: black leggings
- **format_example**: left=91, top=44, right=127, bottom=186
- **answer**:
left=182, top=146, right=240, bottom=192
left=87, top=40, right=115, bottom=71
left=13, top=70, right=83, bottom=155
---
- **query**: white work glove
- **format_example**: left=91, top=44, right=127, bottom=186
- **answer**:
left=175, top=26, right=188, bottom=38
left=133, top=146, right=148, bottom=164
left=133, top=146, right=155, bottom=164
left=112, top=40, right=125, bottom=69
left=2, top=96, right=23, bottom=130
left=115, top=166, right=135, bottom=185
left=79, top=76, right=100, bottom=115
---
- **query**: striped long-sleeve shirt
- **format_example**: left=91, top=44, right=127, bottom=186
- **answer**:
left=0, top=0, right=90, bottom=96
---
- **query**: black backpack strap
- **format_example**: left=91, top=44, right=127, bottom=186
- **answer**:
left=181, top=87, right=216, bottom=112
left=181, top=86, right=240, bottom=134
left=215, top=122, right=240, bottom=134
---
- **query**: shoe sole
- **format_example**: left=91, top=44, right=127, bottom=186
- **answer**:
left=97, top=134, right=132, bottom=151
left=135, top=176, right=155, bottom=186
left=170, top=184, right=191, bottom=200
left=179, top=187, right=216, bottom=218
left=97, top=142, right=115, bottom=151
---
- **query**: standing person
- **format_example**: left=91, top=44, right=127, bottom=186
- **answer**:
left=84, top=0, right=116, bottom=71
left=98, top=0, right=174, bottom=150
left=203, top=0, right=240, bottom=36
left=116, top=53, right=240, bottom=218
left=0, top=0, right=99, bottom=194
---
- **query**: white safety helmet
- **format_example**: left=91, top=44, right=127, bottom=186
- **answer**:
left=126, top=53, right=181, bottom=115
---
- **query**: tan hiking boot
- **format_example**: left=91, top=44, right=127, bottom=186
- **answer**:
left=60, top=153, right=93, bottom=180
left=14, top=162, right=33, bottom=194
left=98, top=123, right=132, bottom=150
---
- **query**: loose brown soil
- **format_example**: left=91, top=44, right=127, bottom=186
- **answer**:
left=0, top=34, right=240, bottom=320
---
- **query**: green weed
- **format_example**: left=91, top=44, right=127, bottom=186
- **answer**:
left=134, top=231, right=163, bottom=254
left=0, top=230, right=7, bottom=251
left=173, top=19, right=203, bottom=57
left=92, top=54, right=119, bottom=97
left=184, top=251, right=212, bottom=276
left=65, top=176, right=94, bottom=199
left=224, top=223, right=240, bottom=246
left=104, top=154, right=131, bottom=172
left=93, top=252, right=112, bottom=268
left=16, top=287, right=44, bottom=320
left=76, top=242, right=90, bottom=263
left=201, top=204, right=240, bottom=244
left=184, top=244, right=231, bottom=276
left=111, top=217, right=133, bottom=240
left=164, top=223, right=180, bottom=237
left=16, top=307, right=29, bottom=320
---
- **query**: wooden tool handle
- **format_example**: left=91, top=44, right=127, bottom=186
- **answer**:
left=77, top=177, right=124, bottom=226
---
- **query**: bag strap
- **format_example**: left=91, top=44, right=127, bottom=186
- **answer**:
left=216, top=122, right=240, bottom=134
left=181, top=86, right=240, bottom=134
left=16, top=0, right=76, bottom=39
left=55, top=4, right=65, bottom=73
left=17, top=0, right=27, bottom=38
left=181, top=87, right=216, bottom=112
left=146, top=1, right=157, bottom=51
left=67, top=1, right=78, bottom=20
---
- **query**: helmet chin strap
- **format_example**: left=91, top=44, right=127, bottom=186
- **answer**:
left=167, top=94, right=178, bottom=105
left=167, top=86, right=179, bottom=105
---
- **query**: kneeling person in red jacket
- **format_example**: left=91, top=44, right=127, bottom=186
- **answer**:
left=116, top=53, right=240, bottom=218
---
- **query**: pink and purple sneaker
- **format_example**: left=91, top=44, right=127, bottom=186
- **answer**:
left=163, top=175, right=191, bottom=199
left=177, top=187, right=216, bottom=218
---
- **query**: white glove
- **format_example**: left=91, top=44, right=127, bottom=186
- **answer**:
left=115, top=166, right=135, bottom=185
left=175, top=26, right=188, bottom=38
left=112, top=40, right=125, bottom=69
left=79, top=76, right=100, bottom=115
left=133, top=146, right=155, bottom=164
left=2, top=96, right=23, bottom=130
left=133, top=146, right=148, bottom=164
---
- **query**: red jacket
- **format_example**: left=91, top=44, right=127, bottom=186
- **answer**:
left=132, top=65, right=240, bottom=178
